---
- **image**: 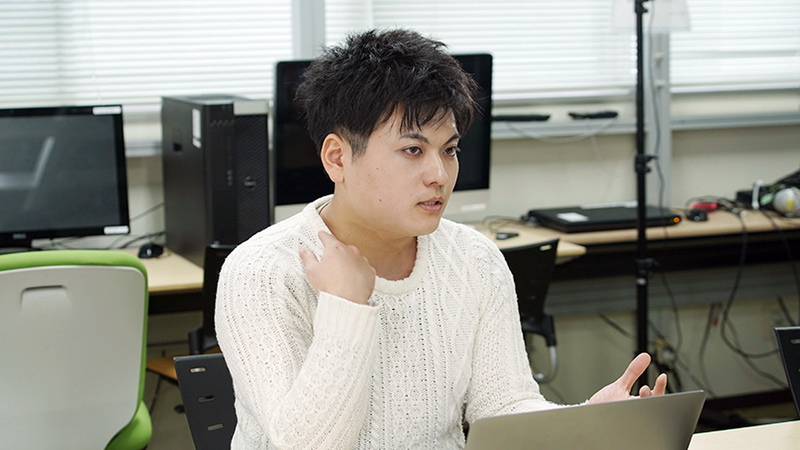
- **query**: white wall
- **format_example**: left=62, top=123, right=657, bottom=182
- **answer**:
left=671, top=125, right=800, bottom=205
left=126, top=155, right=165, bottom=239
left=488, top=134, right=639, bottom=215
left=485, top=124, right=800, bottom=219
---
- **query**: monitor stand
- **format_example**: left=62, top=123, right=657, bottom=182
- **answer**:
left=0, top=239, right=34, bottom=254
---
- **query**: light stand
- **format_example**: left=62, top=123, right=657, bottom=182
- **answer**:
left=634, top=0, right=654, bottom=391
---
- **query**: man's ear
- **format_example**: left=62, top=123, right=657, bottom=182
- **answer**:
left=320, top=133, right=347, bottom=183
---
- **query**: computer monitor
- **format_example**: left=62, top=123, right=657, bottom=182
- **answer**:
left=0, top=105, right=130, bottom=250
left=272, top=53, right=493, bottom=223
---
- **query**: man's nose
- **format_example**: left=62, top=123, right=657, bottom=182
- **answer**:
left=423, top=152, right=449, bottom=186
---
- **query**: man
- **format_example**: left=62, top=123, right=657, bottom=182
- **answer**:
left=216, top=28, right=667, bottom=449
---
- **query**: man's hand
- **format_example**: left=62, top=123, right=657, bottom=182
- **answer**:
left=587, top=353, right=668, bottom=404
left=299, top=231, right=376, bottom=305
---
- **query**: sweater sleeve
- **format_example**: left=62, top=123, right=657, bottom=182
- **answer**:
left=215, top=246, right=380, bottom=449
left=463, top=241, right=561, bottom=423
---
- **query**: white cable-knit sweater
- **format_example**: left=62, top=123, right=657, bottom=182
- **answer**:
left=216, top=196, right=558, bottom=449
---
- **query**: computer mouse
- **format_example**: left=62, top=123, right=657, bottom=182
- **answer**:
left=686, top=209, right=708, bottom=222
left=138, top=242, right=164, bottom=259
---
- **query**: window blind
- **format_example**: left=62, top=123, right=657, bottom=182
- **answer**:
left=672, top=0, right=800, bottom=89
left=1, top=1, right=797, bottom=111
left=327, top=0, right=638, bottom=98
left=326, top=0, right=800, bottom=98
left=0, top=0, right=293, bottom=109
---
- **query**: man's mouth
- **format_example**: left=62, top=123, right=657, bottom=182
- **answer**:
left=419, top=199, right=444, bottom=211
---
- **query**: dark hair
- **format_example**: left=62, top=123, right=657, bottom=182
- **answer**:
left=296, top=28, right=479, bottom=157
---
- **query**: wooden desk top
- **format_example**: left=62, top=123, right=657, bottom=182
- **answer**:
left=118, top=247, right=203, bottom=295
left=111, top=211, right=798, bottom=295
left=518, top=210, right=800, bottom=247
left=688, top=420, right=800, bottom=450
left=120, top=224, right=588, bottom=297
left=469, top=220, right=587, bottom=264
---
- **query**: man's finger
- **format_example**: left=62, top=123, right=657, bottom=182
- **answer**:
left=299, top=248, right=318, bottom=269
left=653, top=373, right=668, bottom=396
left=318, top=230, right=339, bottom=247
left=617, top=353, right=651, bottom=391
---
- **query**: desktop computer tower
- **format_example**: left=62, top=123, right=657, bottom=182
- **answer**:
left=161, top=94, right=270, bottom=266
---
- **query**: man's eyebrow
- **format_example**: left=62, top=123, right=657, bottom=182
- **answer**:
left=399, top=132, right=461, bottom=144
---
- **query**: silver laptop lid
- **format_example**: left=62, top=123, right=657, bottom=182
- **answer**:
left=466, top=390, right=705, bottom=450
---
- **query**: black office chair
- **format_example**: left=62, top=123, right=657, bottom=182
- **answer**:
left=774, top=326, right=800, bottom=418
left=174, top=353, right=237, bottom=450
left=146, top=243, right=236, bottom=414
left=501, top=239, right=559, bottom=383
left=189, top=243, right=237, bottom=355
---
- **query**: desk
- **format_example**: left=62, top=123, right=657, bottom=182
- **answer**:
left=531, top=210, right=799, bottom=408
left=539, top=209, right=800, bottom=284
left=529, top=209, right=800, bottom=247
left=521, top=209, right=800, bottom=316
left=469, top=221, right=587, bottom=264
left=118, top=247, right=203, bottom=313
left=119, top=247, right=203, bottom=294
left=125, top=227, right=586, bottom=313
left=688, top=420, right=800, bottom=449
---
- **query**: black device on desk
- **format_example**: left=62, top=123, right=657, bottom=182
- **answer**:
left=138, top=242, right=164, bottom=259
left=161, top=95, right=270, bottom=266
left=525, top=203, right=681, bottom=233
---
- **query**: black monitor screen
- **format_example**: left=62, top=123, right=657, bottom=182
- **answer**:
left=273, top=53, right=493, bottom=206
left=0, top=106, right=130, bottom=248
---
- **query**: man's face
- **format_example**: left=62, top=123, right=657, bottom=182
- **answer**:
left=339, top=110, right=460, bottom=239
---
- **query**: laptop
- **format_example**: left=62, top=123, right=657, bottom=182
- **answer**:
left=525, top=202, right=682, bottom=233
left=465, top=390, right=705, bottom=450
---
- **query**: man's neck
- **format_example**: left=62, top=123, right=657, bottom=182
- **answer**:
left=319, top=198, right=417, bottom=281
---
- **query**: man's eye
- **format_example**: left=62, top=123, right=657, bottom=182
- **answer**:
left=405, top=146, right=422, bottom=155
left=445, top=146, right=461, bottom=156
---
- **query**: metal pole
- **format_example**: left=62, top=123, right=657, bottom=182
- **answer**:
left=634, top=0, right=654, bottom=392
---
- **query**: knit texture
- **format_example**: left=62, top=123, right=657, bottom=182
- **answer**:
left=216, top=195, right=559, bottom=449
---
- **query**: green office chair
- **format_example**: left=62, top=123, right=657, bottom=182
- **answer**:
left=0, top=250, right=152, bottom=450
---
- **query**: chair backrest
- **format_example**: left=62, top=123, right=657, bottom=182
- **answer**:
left=0, top=249, right=150, bottom=450
left=774, top=326, right=800, bottom=418
left=190, top=244, right=236, bottom=355
left=174, top=353, right=237, bottom=450
left=500, top=239, right=559, bottom=320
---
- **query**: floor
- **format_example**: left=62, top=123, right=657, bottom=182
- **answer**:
left=146, top=378, right=195, bottom=449
left=144, top=343, right=196, bottom=450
